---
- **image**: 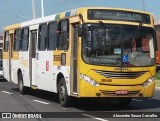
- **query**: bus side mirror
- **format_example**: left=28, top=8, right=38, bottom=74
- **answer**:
left=78, top=25, right=83, bottom=37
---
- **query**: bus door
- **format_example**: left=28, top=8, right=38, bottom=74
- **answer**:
left=29, top=25, right=38, bottom=87
left=70, top=16, right=80, bottom=95
left=3, top=31, right=9, bottom=81
left=9, top=32, right=14, bottom=82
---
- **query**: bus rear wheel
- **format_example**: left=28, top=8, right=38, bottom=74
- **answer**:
left=118, top=98, right=132, bottom=106
left=58, top=78, right=70, bottom=107
left=18, top=72, right=26, bottom=95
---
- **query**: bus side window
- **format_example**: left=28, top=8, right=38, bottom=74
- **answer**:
left=48, top=22, right=57, bottom=50
left=38, top=24, right=47, bottom=51
left=57, top=20, right=69, bottom=50
left=14, top=29, right=21, bottom=51
left=4, top=31, right=9, bottom=52
left=21, top=28, right=29, bottom=51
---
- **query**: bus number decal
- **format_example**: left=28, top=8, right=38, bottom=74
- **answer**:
left=53, top=55, right=61, bottom=61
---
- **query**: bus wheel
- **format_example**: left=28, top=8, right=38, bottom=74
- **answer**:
left=58, top=78, right=70, bottom=107
left=118, top=98, right=132, bottom=106
left=18, top=72, right=26, bottom=95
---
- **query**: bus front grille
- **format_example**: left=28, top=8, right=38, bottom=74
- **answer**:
left=99, top=90, right=140, bottom=96
left=94, top=70, right=146, bottom=79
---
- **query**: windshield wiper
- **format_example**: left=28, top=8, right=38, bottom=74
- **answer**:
left=132, top=23, right=143, bottom=49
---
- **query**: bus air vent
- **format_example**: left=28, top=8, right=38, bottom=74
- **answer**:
left=94, top=70, right=146, bottom=79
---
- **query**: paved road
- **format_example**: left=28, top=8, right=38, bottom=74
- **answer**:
left=0, top=78, right=160, bottom=121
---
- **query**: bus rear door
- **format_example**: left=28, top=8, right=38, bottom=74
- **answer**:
left=9, top=31, right=14, bottom=82
left=29, top=25, right=38, bottom=88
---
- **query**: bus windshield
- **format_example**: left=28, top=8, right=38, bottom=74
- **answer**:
left=82, top=24, right=155, bottom=67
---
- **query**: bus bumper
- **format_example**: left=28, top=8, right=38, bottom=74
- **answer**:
left=80, top=81, right=155, bottom=98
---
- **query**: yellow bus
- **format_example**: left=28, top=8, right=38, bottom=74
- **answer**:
left=3, top=7, right=156, bottom=107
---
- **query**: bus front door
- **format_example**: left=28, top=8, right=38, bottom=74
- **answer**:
left=70, top=16, right=80, bottom=95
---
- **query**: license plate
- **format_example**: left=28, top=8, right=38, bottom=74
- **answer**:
left=116, top=90, right=128, bottom=95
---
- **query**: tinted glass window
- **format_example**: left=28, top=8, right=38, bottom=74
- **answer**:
left=21, top=28, right=29, bottom=51
left=14, top=29, right=21, bottom=51
left=38, top=24, right=47, bottom=51
left=0, top=60, right=2, bottom=69
left=48, top=22, right=57, bottom=50
left=57, top=20, right=69, bottom=50
left=0, top=43, right=3, bottom=48
left=82, top=24, right=155, bottom=67
left=4, top=31, right=9, bottom=52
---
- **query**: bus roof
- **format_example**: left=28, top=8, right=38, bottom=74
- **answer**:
left=4, top=7, right=152, bottom=30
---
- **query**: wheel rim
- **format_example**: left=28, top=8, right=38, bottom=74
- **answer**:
left=59, top=85, right=65, bottom=101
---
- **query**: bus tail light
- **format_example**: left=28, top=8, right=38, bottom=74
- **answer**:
left=80, top=74, right=99, bottom=87
left=142, top=76, right=155, bottom=87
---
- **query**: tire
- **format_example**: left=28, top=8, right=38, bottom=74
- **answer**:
left=118, top=98, right=132, bottom=106
left=18, top=72, right=26, bottom=95
left=58, top=78, right=71, bottom=107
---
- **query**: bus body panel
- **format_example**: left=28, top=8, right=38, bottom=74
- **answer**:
left=52, top=49, right=71, bottom=95
left=20, top=51, right=30, bottom=87
left=36, top=51, right=52, bottom=91
left=80, top=81, right=155, bottom=97
left=3, top=54, right=9, bottom=81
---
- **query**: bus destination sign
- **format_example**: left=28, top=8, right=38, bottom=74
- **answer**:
left=88, top=9, right=151, bottom=24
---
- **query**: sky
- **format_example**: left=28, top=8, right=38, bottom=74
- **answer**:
left=0, top=0, right=160, bottom=32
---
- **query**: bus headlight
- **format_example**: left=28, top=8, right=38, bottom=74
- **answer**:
left=142, top=76, right=155, bottom=87
left=80, top=74, right=99, bottom=87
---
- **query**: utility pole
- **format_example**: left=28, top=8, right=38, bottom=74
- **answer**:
left=32, top=0, right=36, bottom=19
left=142, top=0, right=146, bottom=11
left=1, top=27, right=4, bottom=33
left=41, top=0, right=44, bottom=17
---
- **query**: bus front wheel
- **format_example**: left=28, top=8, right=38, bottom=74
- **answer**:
left=18, top=72, right=26, bottom=95
left=58, top=78, right=70, bottom=107
left=118, top=98, right=132, bottom=106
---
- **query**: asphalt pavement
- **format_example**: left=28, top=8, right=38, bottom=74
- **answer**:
left=0, top=78, right=160, bottom=121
